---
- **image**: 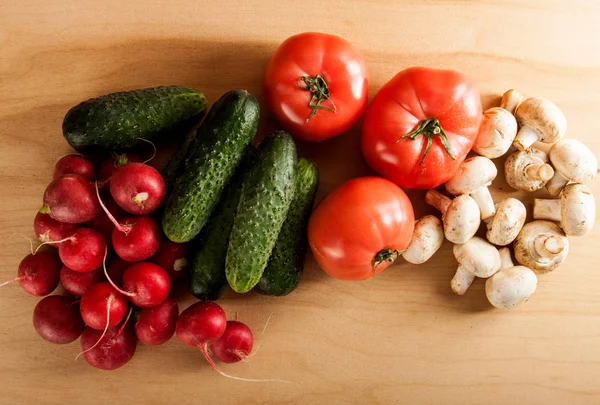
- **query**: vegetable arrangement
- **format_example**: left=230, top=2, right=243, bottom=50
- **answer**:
left=4, top=32, right=598, bottom=375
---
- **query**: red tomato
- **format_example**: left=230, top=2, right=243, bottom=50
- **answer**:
left=263, top=32, right=369, bottom=142
left=361, top=67, right=482, bottom=189
left=308, top=177, right=414, bottom=280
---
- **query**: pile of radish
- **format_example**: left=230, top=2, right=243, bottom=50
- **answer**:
left=6, top=153, right=255, bottom=372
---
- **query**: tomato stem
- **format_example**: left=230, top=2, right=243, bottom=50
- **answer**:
left=398, top=118, right=456, bottom=165
left=296, top=74, right=337, bottom=122
left=372, top=248, right=400, bottom=271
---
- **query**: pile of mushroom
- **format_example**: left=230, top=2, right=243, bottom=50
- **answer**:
left=413, top=88, right=597, bottom=311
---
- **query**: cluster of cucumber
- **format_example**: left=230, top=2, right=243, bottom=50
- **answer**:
left=63, top=87, right=318, bottom=298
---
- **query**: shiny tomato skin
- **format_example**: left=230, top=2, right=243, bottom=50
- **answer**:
left=361, top=67, right=482, bottom=189
left=263, top=32, right=369, bottom=142
left=308, top=177, right=414, bottom=280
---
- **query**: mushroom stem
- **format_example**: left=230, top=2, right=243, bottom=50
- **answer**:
left=425, top=189, right=451, bottom=215
left=533, top=198, right=561, bottom=222
left=470, top=186, right=496, bottom=219
left=525, top=164, right=554, bottom=182
left=534, top=235, right=566, bottom=257
left=498, top=247, right=514, bottom=270
left=545, top=171, right=570, bottom=196
left=514, top=126, right=539, bottom=151
left=500, top=89, right=523, bottom=115
left=451, top=265, right=475, bottom=296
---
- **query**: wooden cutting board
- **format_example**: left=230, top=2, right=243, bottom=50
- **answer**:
left=1, top=1, right=599, bottom=404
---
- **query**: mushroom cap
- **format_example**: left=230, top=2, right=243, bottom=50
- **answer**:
left=549, top=139, right=598, bottom=183
left=402, top=215, right=444, bottom=264
left=504, top=148, right=551, bottom=192
left=453, top=236, right=501, bottom=278
left=560, top=183, right=596, bottom=236
left=473, top=107, right=518, bottom=159
left=515, top=97, right=567, bottom=143
left=485, top=265, right=538, bottom=310
left=443, top=194, right=481, bottom=244
left=514, top=220, right=569, bottom=274
left=486, top=198, right=527, bottom=246
left=445, top=156, right=498, bottom=195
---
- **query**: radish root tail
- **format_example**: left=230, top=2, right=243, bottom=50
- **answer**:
left=0, top=277, right=22, bottom=288
left=94, top=182, right=132, bottom=234
left=102, top=247, right=135, bottom=297
left=137, top=138, right=157, bottom=164
left=33, top=236, right=74, bottom=254
left=75, top=294, right=114, bottom=360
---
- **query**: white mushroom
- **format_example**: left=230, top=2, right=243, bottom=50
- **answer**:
left=514, top=220, right=569, bottom=274
left=505, top=148, right=555, bottom=192
left=485, top=198, right=527, bottom=246
left=513, top=97, right=567, bottom=151
left=545, top=139, right=598, bottom=196
left=445, top=156, right=498, bottom=219
left=425, top=189, right=480, bottom=244
left=472, top=107, right=518, bottom=159
left=533, top=183, right=596, bottom=236
left=401, top=215, right=444, bottom=264
left=485, top=247, right=538, bottom=310
left=500, top=89, right=524, bottom=115
left=451, top=236, right=501, bottom=295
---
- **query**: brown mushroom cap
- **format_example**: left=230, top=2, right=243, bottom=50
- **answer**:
left=549, top=139, right=598, bottom=183
left=445, top=156, right=498, bottom=195
left=515, top=97, right=567, bottom=144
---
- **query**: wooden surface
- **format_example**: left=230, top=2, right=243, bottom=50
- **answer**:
left=1, top=1, right=600, bottom=404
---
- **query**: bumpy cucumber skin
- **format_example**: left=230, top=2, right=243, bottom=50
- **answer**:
left=63, top=86, right=206, bottom=153
left=162, top=90, right=259, bottom=243
left=257, top=158, right=319, bottom=296
left=161, top=128, right=197, bottom=190
left=226, top=131, right=298, bottom=293
left=189, top=149, right=254, bottom=300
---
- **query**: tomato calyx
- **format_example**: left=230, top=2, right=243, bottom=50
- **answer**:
left=372, top=248, right=400, bottom=271
left=296, top=74, right=337, bottom=122
left=398, top=118, right=456, bottom=165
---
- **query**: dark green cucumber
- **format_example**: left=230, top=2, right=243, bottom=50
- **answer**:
left=162, top=90, right=259, bottom=243
left=161, top=128, right=197, bottom=189
left=225, top=131, right=297, bottom=293
left=189, top=148, right=254, bottom=300
left=63, top=86, right=206, bottom=153
left=257, top=158, right=319, bottom=296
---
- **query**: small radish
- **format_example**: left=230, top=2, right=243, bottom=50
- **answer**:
left=80, top=324, right=137, bottom=370
left=152, top=241, right=190, bottom=280
left=80, top=282, right=128, bottom=330
left=52, top=228, right=106, bottom=273
left=110, top=162, right=166, bottom=215
left=1, top=251, right=62, bottom=296
left=135, top=297, right=178, bottom=345
left=53, top=154, right=95, bottom=180
left=42, top=174, right=101, bottom=223
left=98, top=153, right=141, bottom=181
left=33, top=211, right=78, bottom=243
left=86, top=199, right=126, bottom=240
left=60, top=265, right=104, bottom=297
left=106, top=257, right=130, bottom=286
left=104, top=262, right=171, bottom=308
left=112, top=216, right=161, bottom=262
left=209, top=321, right=254, bottom=363
left=176, top=301, right=227, bottom=348
left=33, top=295, right=84, bottom=344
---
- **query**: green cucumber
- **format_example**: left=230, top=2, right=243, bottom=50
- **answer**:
left=161, top=128, right=197, bottom=190
left=225, top=131, right=297, bottom=293
left=63, top=86, right=206, bottom=153
left=189, top=148, right=255, bottom=300
left=257, top=158, right=319, bottom=296
left=162, top=90, right=259, bottom=243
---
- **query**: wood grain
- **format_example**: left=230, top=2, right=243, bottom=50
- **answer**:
left=1, top=1, right=600, bottom=404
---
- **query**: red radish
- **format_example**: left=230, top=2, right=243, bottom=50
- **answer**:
left=135, top=297, right=178, bottom=345
left=33, top=295, right=84, bottom=344
left=112, top=216, right=161, bottom=262
left=1, top=251, right=62, bottom=296
left=55, top=228, right=106, bottom=273
left=80, top=325, right=137, bottom=370
left=33, top=211, right=78, bottom=243
left=86, top=199, right=125, bottom=240
left=98, top=153, right=141, bottom=181
left=110, top=163, right=166, bottom=215
left=209, top=321, right=254, bottom=363
left=80, top=282, right=128, bottom=330
left=60, top=265, right=104, bottom=297
left=42, top=174, right=101, bottom=223
left=104, top=262, right=171, bottom=308
left=106, top=257, right=130, bottom=286
left=152, top=241, right=190, bottom=280
left=176, top=301, right=227, bottom=348
left=53, top=154, right=95, bottom=180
